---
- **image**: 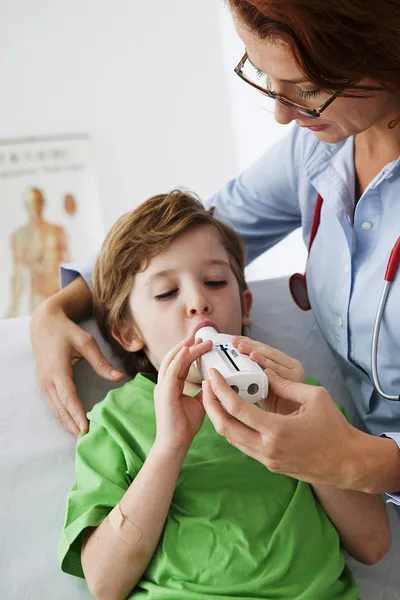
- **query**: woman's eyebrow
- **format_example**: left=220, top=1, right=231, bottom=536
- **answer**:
left=247, top=53, right=309, bottom=85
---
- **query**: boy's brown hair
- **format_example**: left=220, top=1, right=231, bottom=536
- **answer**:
left=92, top=189, right=247, bottom=377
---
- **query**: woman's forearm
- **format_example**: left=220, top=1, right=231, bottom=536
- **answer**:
left=40, top=275, right=93, bottom=323
left=346, top=430, right=400, bottom=494
left=312, top=483, right=391, bottom=565
left=81, top=442, right=187, bottom=600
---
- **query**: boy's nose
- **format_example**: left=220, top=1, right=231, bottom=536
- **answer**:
left=187, top=294, right=211, bottom=316
left=189, top=304, right=210, bottom=316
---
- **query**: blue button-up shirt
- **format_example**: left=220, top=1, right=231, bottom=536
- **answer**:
left=61, top=125, right=400, bottom=501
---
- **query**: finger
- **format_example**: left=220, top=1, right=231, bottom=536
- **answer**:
left=186, top=339, right=213, bottom=363
left=208, top=367, right=283, bottom=430
left=46, top=383, right=80, bottom=438
left=166, top=340, right=212, bottom=384
left=76, top=334, right=124, bottom=381
left=266, top=369, right=314, bottom=405
left=53, top=374, right=89, bottom=434
left=158, top=335, right=195, bottom=382
left=226, top=438, right=269, bottom=466
left=161, top=338, right=212, bottom=383
left=233, top=337, right=295, bottom=369
left=159, top=346, right=190, bottom=400
left=249, top=352, right=293, bottom=379
left=203, top=380, right=261, bottom=447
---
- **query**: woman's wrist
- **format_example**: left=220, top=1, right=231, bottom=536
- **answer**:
left=344, top=429, right=400, bottom=494
left=40, top=276, right=93, bottom=323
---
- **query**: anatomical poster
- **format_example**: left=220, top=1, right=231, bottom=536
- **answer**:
left=0, top=134, right=104, bottom=318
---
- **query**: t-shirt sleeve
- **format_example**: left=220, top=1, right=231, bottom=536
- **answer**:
left=205, top=126, right=303, bottom=264
left=57, top=419, right=133, bottom=579
left=59, top=252, right=98, bottom=291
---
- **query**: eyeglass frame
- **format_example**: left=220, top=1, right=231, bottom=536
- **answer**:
left=234, top=52, right=341, bottom=119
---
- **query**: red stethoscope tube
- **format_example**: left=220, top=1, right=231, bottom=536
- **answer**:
left=289, top=194, right=323, bottom=311
left=290, top=194, right=400, bottom=400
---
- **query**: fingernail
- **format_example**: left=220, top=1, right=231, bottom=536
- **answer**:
left=79, top=422, right=87, bottom=433
left=207, top=367, right=216, bottom=379
left=111, top=369, right=122, bottom=378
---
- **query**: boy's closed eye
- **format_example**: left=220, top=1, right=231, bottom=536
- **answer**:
left=154, top=280, right=228, bottom=301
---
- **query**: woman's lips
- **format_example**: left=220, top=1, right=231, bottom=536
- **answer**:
left=303, top=124, right=329, bottom=132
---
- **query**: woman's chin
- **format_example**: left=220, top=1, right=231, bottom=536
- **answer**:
left=312, top=127, right=347, bottom=144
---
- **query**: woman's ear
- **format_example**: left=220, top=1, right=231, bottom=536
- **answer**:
left=112, top=323, right=144, bottom=352
left=242, top=289, right=253, bottom=326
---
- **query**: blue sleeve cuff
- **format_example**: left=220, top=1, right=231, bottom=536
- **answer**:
left=379, top=432, right=400, bottom=505
left=59, top=253, right=98, bottom=291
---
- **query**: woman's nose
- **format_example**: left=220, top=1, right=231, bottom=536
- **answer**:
left=274, top=100, right=297, bottom=125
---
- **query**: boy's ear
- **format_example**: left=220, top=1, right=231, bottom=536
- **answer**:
left=111, top=323, right=145, bottom=352
left=242, top=289, right=253, bottom=326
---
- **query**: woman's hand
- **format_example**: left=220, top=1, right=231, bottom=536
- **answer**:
left=31, top=302, right=124, bottom=437
left=232, top=336, right=304, bottom=414
left=203, top=368, right=360, bottom=488
left=154, top=335, right=213, bottom=453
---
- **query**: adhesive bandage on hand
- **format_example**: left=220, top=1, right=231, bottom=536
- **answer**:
left=108, top=503, right=142, bottom=545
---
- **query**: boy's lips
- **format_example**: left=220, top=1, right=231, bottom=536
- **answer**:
left=192, top=320, right=218, bottom=337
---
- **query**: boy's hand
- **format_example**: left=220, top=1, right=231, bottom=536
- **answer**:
left=232, top=336, right=304, bottom=415
left=154, top=335, right=213, bottom=453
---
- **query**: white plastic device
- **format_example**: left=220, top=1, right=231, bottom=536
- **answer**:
left=195, top=326, right=269, bottom=403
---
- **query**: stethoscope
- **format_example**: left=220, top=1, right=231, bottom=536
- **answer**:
left=289, top=194, right=400, bottom=401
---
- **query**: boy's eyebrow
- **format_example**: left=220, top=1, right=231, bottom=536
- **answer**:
left=146, top=259, right=230, bottom=285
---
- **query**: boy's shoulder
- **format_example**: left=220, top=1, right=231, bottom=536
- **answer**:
left=87, top=372, right=157, bottom=428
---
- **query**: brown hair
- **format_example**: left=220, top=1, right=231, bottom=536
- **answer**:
left=229, top=0, right=400, bottom=99
left=93, top=189, right=247, bottom=377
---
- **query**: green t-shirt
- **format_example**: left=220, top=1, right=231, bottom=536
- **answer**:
left=58, top=373, right=358, bottom=599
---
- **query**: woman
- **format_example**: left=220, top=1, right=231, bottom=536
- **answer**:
left=32, top=0, right=400, bottom=500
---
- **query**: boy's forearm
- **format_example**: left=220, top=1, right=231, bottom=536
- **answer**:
left=40, top=276, right=93, bottom=323
left=82, top=442, right=187, bottom=600
left=312, top=484, right=391, bottom=565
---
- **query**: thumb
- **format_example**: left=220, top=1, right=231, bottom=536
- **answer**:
left=82, top=337, right=125, bottom=381
left=265, top=369, right=310, bottom=405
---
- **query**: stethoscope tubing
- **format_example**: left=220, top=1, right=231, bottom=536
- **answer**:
left=371, top=281, right=399, bottom=400
left=290, top=194, right=400, bottom=401
left=371, top=238, right=400, bottom=401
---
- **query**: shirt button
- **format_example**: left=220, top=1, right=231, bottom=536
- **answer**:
left=344, top=264, right=350, bottom=274
left=337, top=316, right=343, bottom=327
left=361, top=221, right=372, bottom=230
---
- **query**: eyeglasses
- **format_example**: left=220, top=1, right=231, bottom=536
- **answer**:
left=234, top=52, right=341, bottom=119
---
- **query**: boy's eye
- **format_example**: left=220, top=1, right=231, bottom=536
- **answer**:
left=155, top=288, right=178, bottom=300
left=205, top=280, right=227, bottom=287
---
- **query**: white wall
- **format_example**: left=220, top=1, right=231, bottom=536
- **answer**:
left=218, top=4, right=307, bottom=281
left=0, top=0, right=306, bottom=282
left=0, top=0, right=238, bottom=229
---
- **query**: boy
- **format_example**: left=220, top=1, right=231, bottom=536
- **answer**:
left=58, top=190, right=389, bottom=600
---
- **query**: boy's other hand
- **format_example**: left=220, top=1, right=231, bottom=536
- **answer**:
left=30, top=302, right=124, bottom=438
left=154, top=336, right=213, bottom=453
left=232, top=336, right=304, bottom=415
